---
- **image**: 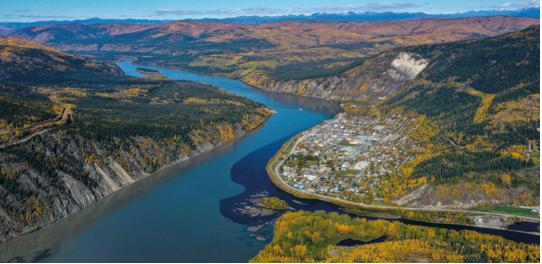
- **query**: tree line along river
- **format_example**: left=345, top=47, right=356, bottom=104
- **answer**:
left=0, top=59, right=537, bottom=262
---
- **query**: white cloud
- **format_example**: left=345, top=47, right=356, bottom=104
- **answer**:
left=485, top=0, right=539, bottom=10
left=153, top=3, right=420, bottom=18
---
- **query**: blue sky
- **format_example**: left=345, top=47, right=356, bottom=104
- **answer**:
left=0, top=0, right=539, bottom=22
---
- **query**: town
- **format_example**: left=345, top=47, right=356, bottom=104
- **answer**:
left=278, top=112, right=419, bottom=203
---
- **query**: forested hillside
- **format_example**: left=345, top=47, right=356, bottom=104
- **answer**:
left=0, top=38, right=271, bottom=241
left=9, top=16, right=537, bottom=95
left=378, top=25, right=539, bottom=208
left=0, top=37, right=123, bottom=83
left=237, top=23, right=539, bottom=102
left=260, top=25, right=539, bottom=211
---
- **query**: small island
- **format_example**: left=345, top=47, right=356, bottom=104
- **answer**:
left=136, top=67, right=164, bottom=76
left=257, top=197, right=292, bottom=211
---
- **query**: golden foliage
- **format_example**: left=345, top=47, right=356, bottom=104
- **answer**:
left=121, top=86, right=146, bottom=97
left=465, top=89, right=496, bottom=124
left=251, top=211, right=540, bottom=263
left=501, top=173, right=512, bottom=189
left=258, top=197, right=291, bottom=210
left=84, top=153, right=103, bottom=166
left=491, top=93, right=539, bottom=124
left=214, top=123, right=235, bottom=141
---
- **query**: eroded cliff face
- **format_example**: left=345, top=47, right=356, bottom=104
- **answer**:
left=0, top=35, right=276, bottom=242
left=245, top=52, right=428, bottom=101
left=0, top=119, right=264, bottom=242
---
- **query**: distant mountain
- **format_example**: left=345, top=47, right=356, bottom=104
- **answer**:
left=194, top=11, right=431, bottom=24
left=453, top=7, right=540, bottom=19
left=0, top=17, right=171, bottom=36
left=9, top=16, right=536, bottom=102
left=0, top=37, right=123, bottom=83
left=0, top=7, right=538, bottom=36
left=194, top=7, right=540, bottom=23
left=249, top=23, right=539, bottom=102
left=10, top=16, right=536, bottom=55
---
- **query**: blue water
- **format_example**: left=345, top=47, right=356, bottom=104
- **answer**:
left=0, top=60, right=537, bottom=262
left=0, top=60, right=339, bottom=262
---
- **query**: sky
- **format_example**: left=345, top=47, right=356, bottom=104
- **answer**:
left=0, top=0, right=539, bottom=22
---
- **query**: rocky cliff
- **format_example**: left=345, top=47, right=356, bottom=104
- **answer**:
left=9, top=17, right=537, bottom=94
left=0, top=119, right=264, bottom=242
left=244, top=51, right=429, bottom=101
left=0, top=38, right=271, bottom=241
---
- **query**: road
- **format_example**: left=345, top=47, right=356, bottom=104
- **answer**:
left=439, top=134, right=465, bottom=149
left=267, top=132, right=540, bottom=226
left=0, top=108, right=72, bottom=149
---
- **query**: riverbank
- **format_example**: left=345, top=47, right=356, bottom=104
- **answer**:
left=0, top=59, right=340, bottom=262
left=266, top=125, right=540, bottom=236
left=0, top=62, right=273, bottom=243
left=251, top=210, right=540, bottom=263
left=126, top=59, right=540, bottom=238
left=3, top=117, right=270, bottom=244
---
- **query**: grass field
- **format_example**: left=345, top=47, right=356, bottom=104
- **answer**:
left=473, top=204, right=539, bottom=217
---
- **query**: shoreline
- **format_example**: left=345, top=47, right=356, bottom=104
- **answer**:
left=117, top=57, right=339, bottom=103
left=124, top=58, right=539, bottom=236
left=0, top=101, right=272, bottom=244
left=266, top=126, right=540, bottom=237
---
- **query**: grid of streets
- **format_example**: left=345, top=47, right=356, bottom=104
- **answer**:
left=279, top=113, right=419, bottom=203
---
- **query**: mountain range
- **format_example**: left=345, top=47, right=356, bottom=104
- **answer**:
left=198, top=7, right=540, bottom=24
left=0, top=9, right=539, bottom=244
left=0, top=7, right=538, bottom=36
left=7, top=16, right=537, bottom=95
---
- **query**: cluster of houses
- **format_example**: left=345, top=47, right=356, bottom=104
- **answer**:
left=279, top=113, right=417, bottom=202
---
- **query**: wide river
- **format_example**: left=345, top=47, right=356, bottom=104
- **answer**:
left=0, top=60, right=538, bottom=262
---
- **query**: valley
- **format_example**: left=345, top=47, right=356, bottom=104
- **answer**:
left=8, top=16, right=537, bottom=101
left=0, top=56, right=342, bottom=262
left=0, top=39, right=271, bottom=243
left=0, top=11, right=539, bottom=263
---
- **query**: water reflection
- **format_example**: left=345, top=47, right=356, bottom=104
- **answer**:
left=255, top=89, right=342, bottom=114
left=0, top=60, right=338, bottom=262
left=220, top=136, right=540, bottom=244
left=117, top=58, right=342, bottom=115
left=1, top=59, right=537, bottom=262
left=0, top=140, right=239, bottom=261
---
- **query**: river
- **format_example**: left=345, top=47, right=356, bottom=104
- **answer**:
left=0, top=60, right=538, bottom=262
